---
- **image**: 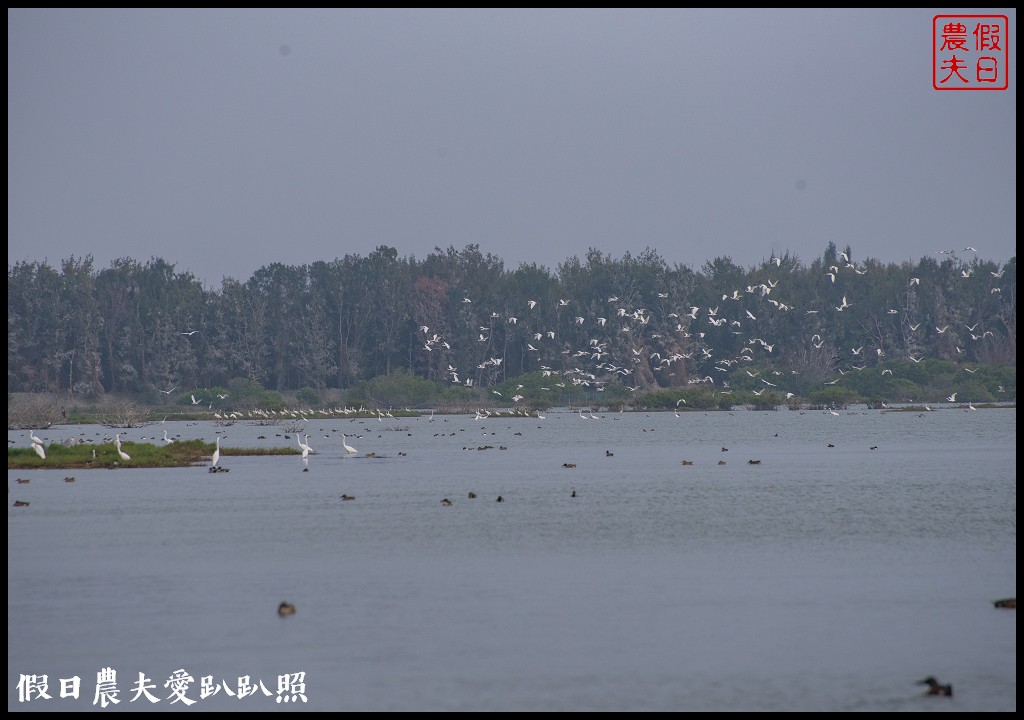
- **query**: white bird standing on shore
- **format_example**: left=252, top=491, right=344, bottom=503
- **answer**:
left=115, top=433, right=131, bottom=461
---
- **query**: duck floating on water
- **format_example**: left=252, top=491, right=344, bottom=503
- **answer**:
left=917, top=676, right=953, bottom=697
left=992, top=597, right=1015, bottom=609
left=278, top=602, right=296, bottom=617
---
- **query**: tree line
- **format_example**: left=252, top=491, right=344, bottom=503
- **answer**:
left=7, top=243, right=1016, bottom=405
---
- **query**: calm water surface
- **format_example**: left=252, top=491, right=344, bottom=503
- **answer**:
left=8, top=407, right=1016, bottom=711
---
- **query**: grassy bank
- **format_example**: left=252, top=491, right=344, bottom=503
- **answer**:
left=9, top=439, right=299, bottom=470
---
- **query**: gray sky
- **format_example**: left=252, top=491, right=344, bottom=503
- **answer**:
left=8, top=8, right=1017, bottom=287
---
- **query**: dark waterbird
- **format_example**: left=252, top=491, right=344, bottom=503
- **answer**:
left=917, top=676, right=953, bottom=697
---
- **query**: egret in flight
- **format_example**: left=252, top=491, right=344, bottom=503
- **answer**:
left=298, top=434, right=313, bottom=458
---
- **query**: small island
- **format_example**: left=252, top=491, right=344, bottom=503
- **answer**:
left=8, top=439, right=299, bottom=470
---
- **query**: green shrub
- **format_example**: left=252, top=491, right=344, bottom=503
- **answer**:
left=296, top=386, right=320, bottom=406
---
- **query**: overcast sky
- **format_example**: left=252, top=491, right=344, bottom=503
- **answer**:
left=8, top=8, right=1017, bottom=287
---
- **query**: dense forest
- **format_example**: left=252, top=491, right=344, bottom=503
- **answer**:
left=7, top=243, right=1016, bottom=411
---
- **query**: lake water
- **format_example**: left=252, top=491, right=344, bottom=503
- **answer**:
left=8, top=406, right=1017, bottom=711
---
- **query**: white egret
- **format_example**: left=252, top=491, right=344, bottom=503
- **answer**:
left=163, top=429, right=175, bottom=444
left=298, top=434, right=313, bottom=457
left=115, top=434, right=131, bottom=461
left=211, top=436, right=221, bottom=468
left=31, top=442, right=46, bottom=460
left=341, top=434, right=358, bottom=455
